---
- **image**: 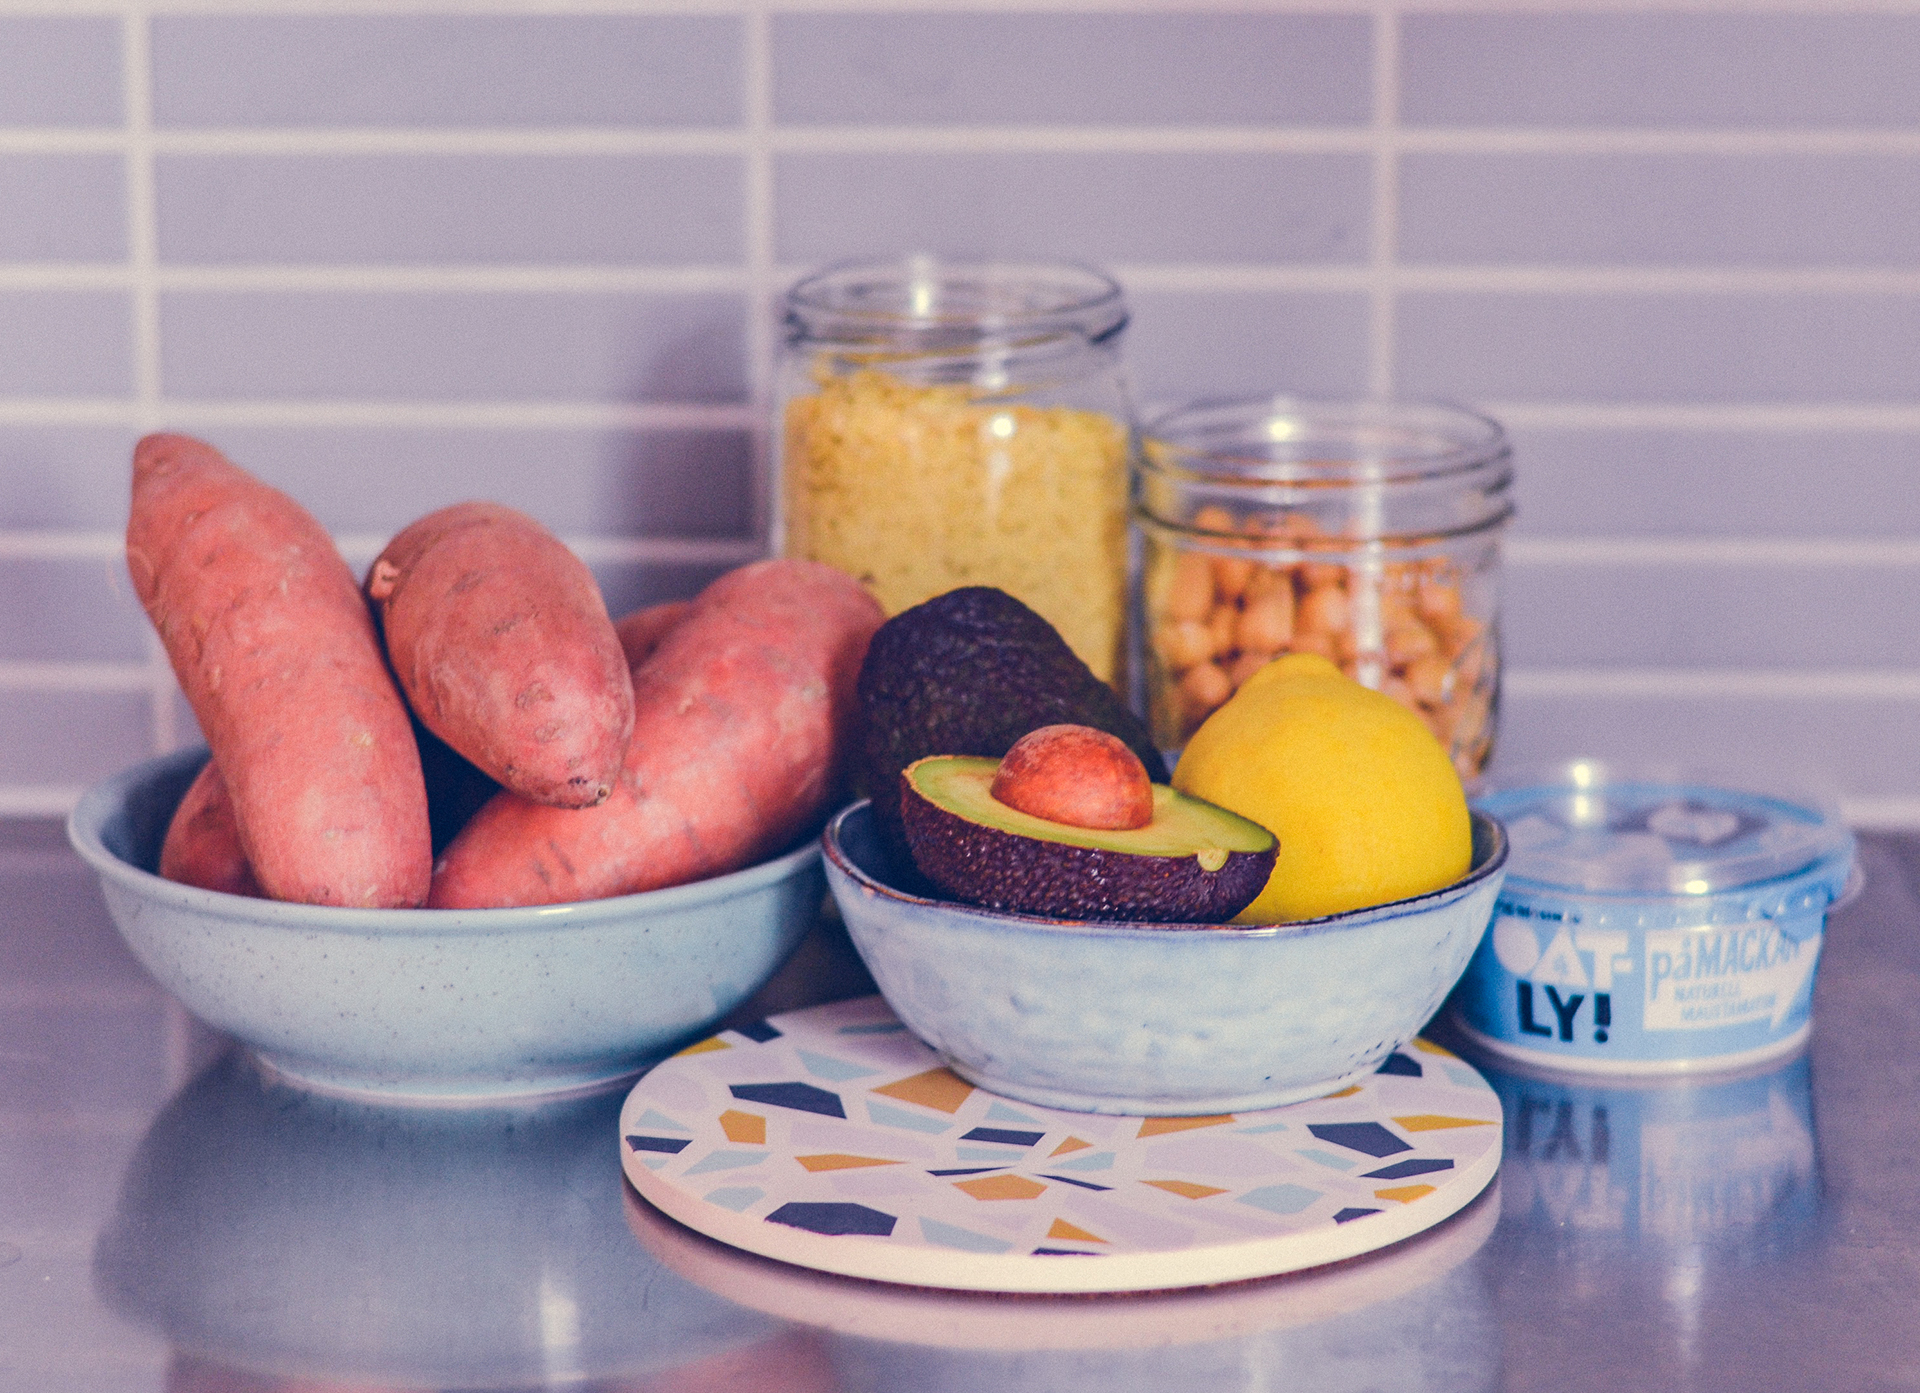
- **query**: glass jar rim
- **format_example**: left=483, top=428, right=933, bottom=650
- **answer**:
left=1139, top=396, right=1509, bottom=485
left=785, top=255, right=1128, bottom=346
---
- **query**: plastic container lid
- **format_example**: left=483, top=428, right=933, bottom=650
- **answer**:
left=1473, top=761, right=1855, bottom=933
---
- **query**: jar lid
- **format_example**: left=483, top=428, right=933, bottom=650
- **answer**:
left=1474, top=761, right=1854, bottom=902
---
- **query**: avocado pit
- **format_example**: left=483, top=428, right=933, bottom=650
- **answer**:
left=990, top=724, right=1152, bottom=831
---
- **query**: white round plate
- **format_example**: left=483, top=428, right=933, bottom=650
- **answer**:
left=619, top=996, right=1502, bottom=1294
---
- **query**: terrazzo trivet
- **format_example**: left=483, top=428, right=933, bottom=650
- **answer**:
left=618, top=995, right=1502, bottom=1293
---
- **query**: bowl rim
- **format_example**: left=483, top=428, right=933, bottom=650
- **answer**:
left=823, top=799, right=1508, bottom=941
left=68, top=746, right=824, bottom=936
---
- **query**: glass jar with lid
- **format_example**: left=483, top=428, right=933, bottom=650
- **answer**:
left=1133, top=398, right=1515, bottom=777
left=778, top=256, right=1134, bottom=686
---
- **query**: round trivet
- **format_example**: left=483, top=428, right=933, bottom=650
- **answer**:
left=619, top=996, right=1501, bottom=1293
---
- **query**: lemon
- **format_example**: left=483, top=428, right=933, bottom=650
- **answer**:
left=1172, top=652, right=1471, bottom=923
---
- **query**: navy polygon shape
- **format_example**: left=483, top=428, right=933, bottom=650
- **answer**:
left=625, top=1134, right=692, bottom=1155
left=766, top=1201, right=896, bottom=1237
left=729, top=1081, right=845, bottom=1118
left=1308, top=1121, right=1412, bottom=1158
left=1363, top=1157, right=1454, bottom=1180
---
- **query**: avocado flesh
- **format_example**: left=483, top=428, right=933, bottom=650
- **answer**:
left=856, top=587, right=1169, bottom=871
left=900, top=756, right=1278, bottom=924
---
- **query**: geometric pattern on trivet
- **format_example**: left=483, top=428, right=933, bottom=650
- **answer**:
left=620, top=995, right=1502, bottom=1293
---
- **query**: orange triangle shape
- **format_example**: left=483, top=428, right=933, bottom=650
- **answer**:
left=1137, top=1114, right=1236, bottom=1138
left=794, top=1153, right=901, bottom=1172
left=1046, top=1218, right=1107, bottom=1244
left=1374, top=1184, right=1437, bottom=1204
left=1050, top=1136, right=1093, bottom=1157
left=1411, top=1037, right=1456, bottom=1057
left=1392, top=1114, right=1496, bottom=1132
left=871, top=1067, right=975, bottom=1115
left=1319, top=1085, right=1363, bottom=1100
left=717, top=1110, right=766, bottom=1145
left=1142, top=1179, right=1229, bottom=1199
left=674, top=1036, right=729, bottom=1057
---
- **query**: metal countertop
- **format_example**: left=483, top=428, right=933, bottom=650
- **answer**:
left=4, top=816, right=1917, bottom=1392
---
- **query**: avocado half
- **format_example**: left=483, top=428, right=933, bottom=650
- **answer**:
left=899, top=756, right=1278, bottom=923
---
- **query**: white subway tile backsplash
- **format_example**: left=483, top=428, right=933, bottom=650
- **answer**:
left=0, top=558, right=147, bottom=663
left=0, top=427, right=142, bottom=530
left=1399, top=153, right=1920, bottom=268
left=1397, top=292, right=1920, bottom=404
left=590, top=559, right=746, bottom=623
left=151, top=15, right=744, bottom=130
left=1492, top=693, right=1920, bottom=801
left=0, top=17, right=121, bottom=128
left=1401, top=14, right=1920, bottom=129
left=1125, top=290, right=1372, bottom=407
left=1508, top=429, right=1920, bottom=539
left=770, top=13, right=1372, bottom=128
left=1505, top=561, right=1920, bottom=671
left=154, top=154, right=746, bottom=266
left=156, top=291, right=749, bottom=403
left=0, top=292, right=133, bottom=397
left=0, top=690, right=152, bottom=788
left=0, top=156, right=126, bottom=263
left=193, top=426, right=755, bottom=539
left=2, top=1, right=1919, bottom=820
left=774, top=151, right=1373, bottom=266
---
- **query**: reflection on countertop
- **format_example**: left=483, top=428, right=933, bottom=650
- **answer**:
left=4, top=818, right=1920, bottom=1390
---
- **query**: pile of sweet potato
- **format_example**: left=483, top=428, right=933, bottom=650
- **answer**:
left=128, top=434, right=884, bottom=909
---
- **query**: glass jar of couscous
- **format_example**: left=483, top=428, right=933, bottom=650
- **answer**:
left=1134, top=398, right=1514, bottom=778
left=778, top=257, right=1134, bottom=685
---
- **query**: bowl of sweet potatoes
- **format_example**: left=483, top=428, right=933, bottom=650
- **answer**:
left=69, top=435, right=886, bottom=1101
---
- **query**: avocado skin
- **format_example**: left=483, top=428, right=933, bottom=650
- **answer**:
left=857, top=588, right=1168, bottom=868
left=899, top=776, right=1275, bottom=923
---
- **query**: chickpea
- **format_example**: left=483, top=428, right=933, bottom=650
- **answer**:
left=1236, top=587, right=1294, bottom=653
left=1156, top=619, right=1214, bottom=670
left=1179, top=660, right=1234, bottom=715
left=1164, top=551, right=1214, bottom=623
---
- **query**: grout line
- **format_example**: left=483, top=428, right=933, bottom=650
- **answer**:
left=14, top=121, right=1920, bottom=159
left=120, top=7, right=178, bottom=757
left=0, top=787, right=88, bottom=817
left=1838, top=796, right=1920, bottom=832
left=742, top=2, right=778, bottom=550
left=1486, top=402, right=1920, bottom=431
left=19, top=529, right=1920, bottom=568
left=0, top=661, right=153, bottom=691
left=331, top=532, right=763, bottom=567
left=1504, top=668, right=1920, bottom=700
left=9, top=394, right=1920, bottom=433
left=1366, top=6, right=1399, bottom=398
left=21, top=261, right=1920, bottom=298
left=1505, top=536, right=1920, bottom=567
left=0, top=398, right=756, bottom=429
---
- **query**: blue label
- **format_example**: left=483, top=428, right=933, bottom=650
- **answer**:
left=1451, top=905, right=1824, bottom=1065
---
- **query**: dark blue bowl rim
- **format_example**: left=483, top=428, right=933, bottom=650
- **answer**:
left=823, top=800, right=1508, bottom=941
left=67, top=747, right=824, bottom=935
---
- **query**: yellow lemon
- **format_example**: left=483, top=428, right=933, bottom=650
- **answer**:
left=1172, top=652, right=1471, bottom=923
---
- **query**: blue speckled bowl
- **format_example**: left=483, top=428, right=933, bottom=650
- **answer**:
left=823, top=801, right=1508, bottom=1115
left=68, top=748, right=824, bottom=1102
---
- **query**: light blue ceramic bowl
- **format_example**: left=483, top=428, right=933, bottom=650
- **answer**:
left=824, top=801, right=1508, bottom=1115
left=68, top=748, right=824, bottom=1102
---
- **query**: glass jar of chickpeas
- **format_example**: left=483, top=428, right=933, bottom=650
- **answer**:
left=1133, top=398, right=1514, bottom=779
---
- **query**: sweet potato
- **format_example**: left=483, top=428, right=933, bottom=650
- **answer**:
left=158, top=759, right=262, bottom=898
left=367, top=503, right=634, bottom=809
left=614, top=599, right=692, bottom=670
left=429, top=559, right=884, bottom=908
left=126, top=434, right=431, bottom=907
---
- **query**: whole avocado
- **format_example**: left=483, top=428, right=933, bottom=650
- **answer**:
left=856, top=587, right=1168, bottom=869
